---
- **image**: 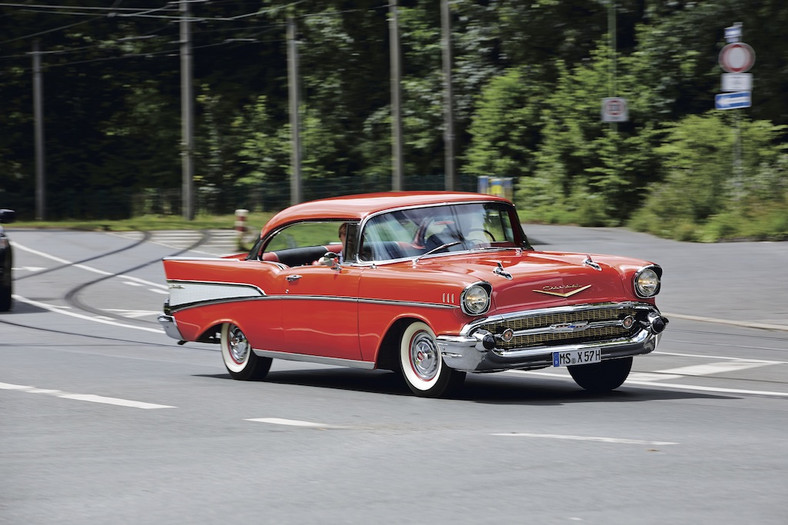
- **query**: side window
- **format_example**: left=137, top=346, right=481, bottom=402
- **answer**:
left=262, top=221, right=348, bottom=267
left=483, top=207, right=515, bottom=243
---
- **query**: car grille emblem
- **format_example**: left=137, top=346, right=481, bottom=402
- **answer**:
left=549, top=320, right=590, bottom=333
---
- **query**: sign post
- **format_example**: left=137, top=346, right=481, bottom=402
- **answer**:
left=716, top=23, right=754, bottom=199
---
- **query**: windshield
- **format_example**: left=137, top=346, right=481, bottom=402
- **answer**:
left=358, top=202, right=525, bottom=262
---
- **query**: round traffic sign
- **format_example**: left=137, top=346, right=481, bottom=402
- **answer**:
left=601, top=97, right=628, bottom=122
left=719, top=42, right=755, bottom=73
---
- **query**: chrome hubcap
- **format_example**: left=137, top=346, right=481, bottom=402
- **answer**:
left=411, top=332, right=439, bottom=381
left=228, top=326, right=249, bottom=364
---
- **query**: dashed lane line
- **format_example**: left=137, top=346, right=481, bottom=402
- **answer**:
left=245, top=417, right=349, bottom=429
left=0, top=382, right=175, bottom=410
left=491, top=432, right=678, bottom=446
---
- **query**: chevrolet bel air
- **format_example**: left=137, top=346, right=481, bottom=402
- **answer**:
left=159, top=192, right=668, bottom=397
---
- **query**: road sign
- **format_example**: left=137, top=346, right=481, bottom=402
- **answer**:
left=719, top=42, right=755, bottom=73
left=725, top=24, right=742, bottom=43
left=715, top=91, right=751, bottom=110
left=601, top=97, right=628, bottom=122
left=721, top=73, right=752, bottom=92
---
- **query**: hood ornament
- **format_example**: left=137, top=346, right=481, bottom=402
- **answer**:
left=583, top=255, right=602, bottom=271
left=493, top=262, right=513, bottom=280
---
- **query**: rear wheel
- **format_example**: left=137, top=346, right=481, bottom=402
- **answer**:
left=568, top=357, right=632, bottom=392
left=399, top=321, right=465, bottom=398
left=220, top=323, right=272, bottom=380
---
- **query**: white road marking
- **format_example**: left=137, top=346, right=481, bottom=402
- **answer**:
left=513, top=370, right=788, bottom=398
left=12, top=294, right=162, bottom=333
left=12, top=242, right=168, bottom=290
left=491, top=432, right=678, bottom=446
left=656, top=351, right=785, bottom=365
left=0, top=382, right=175, bottom=409
left=12, top=266, right=47, bottom=272
left=105, top=308, right=161, bottom=319
left=628, top=372, right=682, bottom=382
left=664, top=312, right=788, bottom=332
left=657, top=361, right=770, bottom=376
left=629, top=381, right=788, bottom=398
left=245, top=417, right=348, bottom=429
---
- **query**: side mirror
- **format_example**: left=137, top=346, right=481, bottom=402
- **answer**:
left=0, top=209, right=15, bottom=224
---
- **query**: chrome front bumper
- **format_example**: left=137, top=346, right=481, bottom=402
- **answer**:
left=158, top=314, right=185, bottom=341
left=436, top=303, right=668, bottom=373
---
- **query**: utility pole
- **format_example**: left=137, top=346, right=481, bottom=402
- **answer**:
left=389, top=1, right=404, bottom=191
left=32, top=40, right=46, bottom=220
left=287, top=16, right=302, bottom=205
left=608, top=0, right=617, bottom=132
left=441, top=0, right=455, bottom=191
left=180, top=0, right=195, bottom=220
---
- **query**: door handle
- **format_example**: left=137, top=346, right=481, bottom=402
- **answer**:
left=286, top=274, right=302, bottom=282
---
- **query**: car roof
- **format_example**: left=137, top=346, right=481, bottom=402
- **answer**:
left=260, top=191, right=513, bottom=236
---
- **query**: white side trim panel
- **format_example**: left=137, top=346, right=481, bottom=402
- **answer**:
left=168, top=281, right=264, bottom=308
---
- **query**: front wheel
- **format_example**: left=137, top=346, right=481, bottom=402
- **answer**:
left=568, top=357, right=632, bottom=392
left=221, top=323, right=272, bottom=380
left=399, top=321, right=465, bottom=398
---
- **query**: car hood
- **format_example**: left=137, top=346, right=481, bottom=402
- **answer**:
left=413, top=249, right=652, bottom=313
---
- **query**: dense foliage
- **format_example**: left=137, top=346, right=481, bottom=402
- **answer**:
left=0, top=0, right=786, bottom=240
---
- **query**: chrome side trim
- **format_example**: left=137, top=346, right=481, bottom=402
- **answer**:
left=252, top=349, right=375, bottom=369
left=166, top=292, right=458, bottom=314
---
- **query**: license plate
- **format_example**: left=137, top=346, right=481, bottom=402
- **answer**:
left=553, top=348, right=601, bottom=367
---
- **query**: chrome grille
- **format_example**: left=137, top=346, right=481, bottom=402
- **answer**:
left=477, top=305, right=641, bottom=350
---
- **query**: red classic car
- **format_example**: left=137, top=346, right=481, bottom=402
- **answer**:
left=159, top=192, right=668, bottom=397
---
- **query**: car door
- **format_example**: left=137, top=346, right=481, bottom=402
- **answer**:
left=278, top=263, right=363, bottom=360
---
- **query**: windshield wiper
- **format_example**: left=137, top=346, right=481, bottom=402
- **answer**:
left=413, top=241, right=463, bottom=265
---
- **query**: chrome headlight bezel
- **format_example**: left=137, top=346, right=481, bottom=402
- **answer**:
left=634, top=266, right=662, bottom=298
left=461, top=282, right=492, bottom=316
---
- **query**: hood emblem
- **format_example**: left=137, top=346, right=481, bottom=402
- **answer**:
left=533, top=284, right=592, bottom=298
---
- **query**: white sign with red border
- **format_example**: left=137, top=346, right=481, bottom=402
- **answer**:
left=601, top=97, right=628, bottom=123
left=719, top=42, right=755, bottom=73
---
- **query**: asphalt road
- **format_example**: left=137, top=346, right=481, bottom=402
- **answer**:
left=1, top=226, right=786, bottom=525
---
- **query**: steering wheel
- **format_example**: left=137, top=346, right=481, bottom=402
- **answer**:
left=467, top=228, right=496, bottom=242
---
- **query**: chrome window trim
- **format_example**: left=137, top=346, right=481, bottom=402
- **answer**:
left=355, top=200, right=527, bottom=264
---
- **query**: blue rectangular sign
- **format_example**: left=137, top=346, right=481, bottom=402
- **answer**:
left=715, top=91, right=751, bottom=110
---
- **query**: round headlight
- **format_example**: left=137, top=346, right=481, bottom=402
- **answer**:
left=462, top=284, right=491, bottom=315
left=634, top=267, right=661, bottom=298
